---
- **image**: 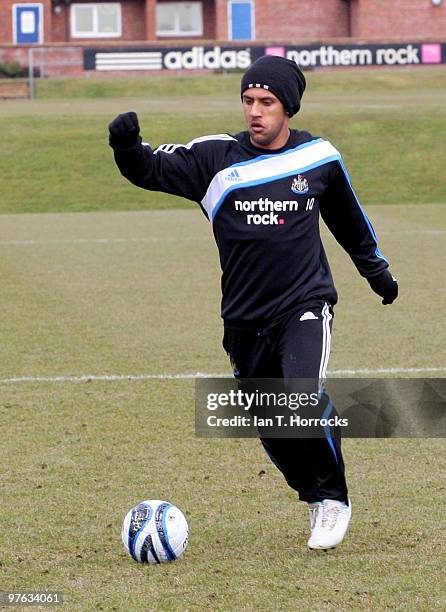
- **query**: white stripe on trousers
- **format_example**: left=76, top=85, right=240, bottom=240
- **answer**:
left=319, top=303, right=333, bottom=386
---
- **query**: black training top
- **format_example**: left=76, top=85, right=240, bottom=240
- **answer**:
left=111, top=129, right=389, bottom=327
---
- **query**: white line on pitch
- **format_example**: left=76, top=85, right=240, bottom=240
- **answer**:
left=328, top=366, right=446, bottom=375
left=0, top=372, right=226, bottom=383
left=0, top=237, right=209, bottom=246
left=1, top=366, right=445, bottom=384
left=0, top=230, right=445, bottom=247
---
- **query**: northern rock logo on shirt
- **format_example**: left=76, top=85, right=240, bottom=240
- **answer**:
left=234, top=197, right=297, bottom=225
left=232, top=175, right=315, bottom=225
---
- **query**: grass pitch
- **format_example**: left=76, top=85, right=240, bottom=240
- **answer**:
left=1, top=206, right=445, bottom=610
left=0, top=68, right=445, bottom=213
left=0, top=69, right=445, bottom=610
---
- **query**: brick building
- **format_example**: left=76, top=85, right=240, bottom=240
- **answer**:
left=1, top=0, right=446, bottom=45
left=1, top=1, right=445, bottom=77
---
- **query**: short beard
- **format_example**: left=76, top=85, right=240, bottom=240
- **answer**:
left=249, top=128, right=278, bottom=148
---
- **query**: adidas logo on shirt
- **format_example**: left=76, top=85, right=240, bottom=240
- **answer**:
left=226, top=168, right=242, bottom=182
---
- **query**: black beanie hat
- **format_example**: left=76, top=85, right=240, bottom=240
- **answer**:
left=241, top=55, right=306, bottom=117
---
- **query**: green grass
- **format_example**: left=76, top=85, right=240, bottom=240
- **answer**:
left=34, top=67, right=446, bottom=99
left=35, top=73, right=242, bottom=99
left=1, top=384, right=445, bottom=610
left=0, top=205, right=445, bottom=610
left=0, top=67, right=445, bottom=213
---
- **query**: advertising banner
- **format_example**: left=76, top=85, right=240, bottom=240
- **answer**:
left=84, top=42, right=446, bottom=72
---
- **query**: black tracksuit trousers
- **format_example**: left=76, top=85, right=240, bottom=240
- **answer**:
left=223, top=301, right=348, bottom=504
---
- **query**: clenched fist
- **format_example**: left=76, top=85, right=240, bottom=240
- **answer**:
left=108, top=111, right=140, bottom=149
left=367, top=269, right=398, bottom=305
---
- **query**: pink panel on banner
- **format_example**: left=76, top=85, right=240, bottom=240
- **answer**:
left=421, top=44, right=441, bottom=64
left=265, top=46, right=285, bottom=57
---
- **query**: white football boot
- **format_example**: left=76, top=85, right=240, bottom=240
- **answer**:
left=307, top=499, right=352, bottom=550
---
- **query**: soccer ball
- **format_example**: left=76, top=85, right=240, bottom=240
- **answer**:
left=122, top=499, right=189, bottom=564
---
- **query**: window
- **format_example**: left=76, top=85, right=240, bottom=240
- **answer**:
left=71, top=3, right=121, bottom=38
left=156, top=2, right=203, bottom=37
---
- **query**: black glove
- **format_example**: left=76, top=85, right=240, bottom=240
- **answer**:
left=108, top=111, right=140, bottom=149
left=367, top=270, right=398, bottom=305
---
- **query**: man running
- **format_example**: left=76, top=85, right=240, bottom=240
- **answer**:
left=109, top=55, right=398, bottom=550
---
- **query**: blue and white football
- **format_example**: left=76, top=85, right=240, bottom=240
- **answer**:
left=122, top=499, right=189, bottom=564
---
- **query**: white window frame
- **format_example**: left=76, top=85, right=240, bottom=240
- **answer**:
left=156, top=2, right=203, bottom=37
left=228, top=0, right=255, bottom=41
left=70, top=3, right=122, bottom=39
left=12, top=3, right=44, bottom=44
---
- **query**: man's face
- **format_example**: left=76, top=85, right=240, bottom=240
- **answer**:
left=242, top=88, right=290, bottom=149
